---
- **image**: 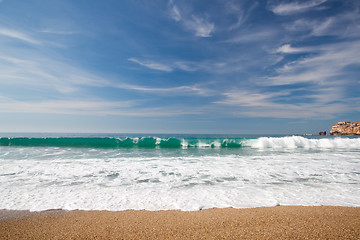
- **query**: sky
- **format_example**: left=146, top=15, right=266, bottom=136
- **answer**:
left=0, top=0, right=359, bottom=134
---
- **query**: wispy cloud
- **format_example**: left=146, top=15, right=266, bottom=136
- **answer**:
left=236, top=103, right=346, bottom=119
left=0, top=53, right=106, bottom=94
left=214, top=88, right=350, bottom=119
left=0, top=27, right=40, bottom=45
left=39, top=29, right=78, bottom=35
left=170, top=5, right=181, bottom=22
left=0, top=96, right=202, bottom=117
left=128, top=56, right=249, bottom=75
left=184, top=15, right=214, bottom=38
left=128, top=58, right=173, bottom=72
left=169, top=1, right=214, bottom=37
left=0, top=50, right=210, bottom=98
left=225, top=1, right=258, bottom=31
left=115, top=83, right=210, bottom=96
left=285, top=10, right=360, bottom=38
left=215, top=90, right=289, bottom=107
left=269, top=41, right=360, bottom=85
left=284, top=18, right=334, bottom=37
left=276, top=44, right=310, bottom=54
left=269, top=0, right=327, bottom=15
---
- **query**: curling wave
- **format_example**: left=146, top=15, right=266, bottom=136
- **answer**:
left=0, top=136, right=359, bottom=149
left=0, top=137, right=243, bottom=149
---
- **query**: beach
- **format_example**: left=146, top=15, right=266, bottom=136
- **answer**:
left=1, top=206, right=359, bottom=239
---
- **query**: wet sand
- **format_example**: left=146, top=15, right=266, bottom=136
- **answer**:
left=1, top=206, right=359, bottom=239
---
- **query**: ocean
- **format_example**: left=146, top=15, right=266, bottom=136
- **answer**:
left=0, top=134, right=359, bottom=211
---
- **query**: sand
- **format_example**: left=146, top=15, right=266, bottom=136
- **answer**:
left=1, top=206, right=359, bottom=239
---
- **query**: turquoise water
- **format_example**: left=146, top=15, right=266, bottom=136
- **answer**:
left=0, top=136, right=244, bottom=148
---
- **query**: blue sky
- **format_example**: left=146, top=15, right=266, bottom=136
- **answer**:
left=0, top=0, right=359, bottom=134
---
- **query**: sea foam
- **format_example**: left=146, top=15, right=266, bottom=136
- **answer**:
left=246, top=136, right=360, bottom=149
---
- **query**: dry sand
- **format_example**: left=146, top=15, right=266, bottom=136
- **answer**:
left=1, top=206, right=359, bottom=239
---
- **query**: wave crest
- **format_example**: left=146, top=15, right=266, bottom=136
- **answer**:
left=245, top=136, right=360, bottom=149
left=0, top=136, right=359, bottom=149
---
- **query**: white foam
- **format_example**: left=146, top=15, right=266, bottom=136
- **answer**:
left=0, top=144, right=359, bottom=211
left=245, top=136, right=360, bottom=149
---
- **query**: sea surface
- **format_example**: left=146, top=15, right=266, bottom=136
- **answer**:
left=0, top=133, right=359, bottom=211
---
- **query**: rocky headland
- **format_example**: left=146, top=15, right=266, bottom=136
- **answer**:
left=330, top=121, right=360, bottom=136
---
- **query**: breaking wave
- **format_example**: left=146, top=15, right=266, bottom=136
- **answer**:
left=0, top=136, right=359, bottom=149
left=244, top=136, right=360, bottom=149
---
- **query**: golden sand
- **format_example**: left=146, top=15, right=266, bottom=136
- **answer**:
left=1, top=206, right=359, bottom=239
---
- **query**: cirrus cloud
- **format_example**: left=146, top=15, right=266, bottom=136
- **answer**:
left=269, top=0, right=327, bottom=15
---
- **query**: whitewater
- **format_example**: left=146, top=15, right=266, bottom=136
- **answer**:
left=0, top=134, right=359, bottom=211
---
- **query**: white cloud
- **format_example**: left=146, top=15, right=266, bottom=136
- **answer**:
left=185, top=15, right=214, bottom=38
left=269, top=41, right=360, bottom=85
left=284, top=10, right=360, bottom=38
left=0, top=54, right=107, bottom=94
left=168, top=2, right=214, bottom=38
left=268, top=70, right=335, bottom=85
left=0, top=97, right=202, bottom=117
left=128, top=56, right=249, bottom=75
left=0, top=27, right=40, bottom=45
left=276, top=44, right=309, bottom=54
left=225, top=1, right=245, bottom=30
left=128, top=58, right=173, bottom=72
left=173, top=61, right=197, bottom=71
left=170, top=5, right=181, bottom=21
left=225, top=1, right=258, bottom=31
left=0, top=51, right=211, bottom=97
left=114, top=82, right=212, bottom=96
left=312, top=18, right=334, bottom=36
left=214, top=89, right=349, bottom=119
left=270, top=0, right=327, bottom=15
left=215, top=90, right=290, bottom=107
left=39, top=29, right=78, bottom=35
left=236, top=103, right=345, bottom=119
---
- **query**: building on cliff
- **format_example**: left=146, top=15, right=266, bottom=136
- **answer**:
left=330, top=121, right=360, bottom=136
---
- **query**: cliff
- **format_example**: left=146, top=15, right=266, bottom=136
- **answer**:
left=330, top=121, right=360, bottom=136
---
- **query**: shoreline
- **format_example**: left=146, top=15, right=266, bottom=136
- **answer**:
left=1, top=206, right=359, bottom=239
